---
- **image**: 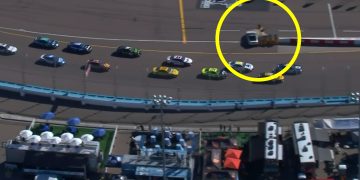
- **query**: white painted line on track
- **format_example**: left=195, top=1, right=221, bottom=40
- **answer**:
left=0, top=26, right=239, bottom=44
left=343, top=30, right=360, bottom=33
left=327, top=3, right=338, bottom=38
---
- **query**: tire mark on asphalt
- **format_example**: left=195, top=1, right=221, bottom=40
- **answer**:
left=1, top=28, right=360, bottom=55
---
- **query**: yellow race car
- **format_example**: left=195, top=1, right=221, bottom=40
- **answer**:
left=257, top=72, right=284, bottom=84
left=149, top=66, right=179, bottom=78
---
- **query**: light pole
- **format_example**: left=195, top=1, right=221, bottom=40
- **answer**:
left=153, top=95, right=172, bottom=180
left=350, top=91, right=360, bottom=180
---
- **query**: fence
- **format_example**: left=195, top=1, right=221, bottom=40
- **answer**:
left=0, top=80, right=355, bottom=112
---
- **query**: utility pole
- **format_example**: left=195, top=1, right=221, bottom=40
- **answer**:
left=153, top=95, right=172, bottom=180
left=350, top=91, right=360, bottom=180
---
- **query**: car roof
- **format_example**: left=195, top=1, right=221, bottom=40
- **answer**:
left=71, top=42, right=83, bottom=45
left=232, top=61, right=243, bottom=66
left=208, top=68, right=218, bottom=72
left=118, top=46, right=131, bottom=49
left=89, top=59, right=101, bottom=63
left=0, top=43, right=7, bottom=47
left=38, top=37, right=50, bottom=41
left=159, top=66, right=169, bottom=71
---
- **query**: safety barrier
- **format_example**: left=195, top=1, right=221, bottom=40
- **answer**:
left=279, top=37, right=360, bottom=47
left=0, top=80, right=355, bottom=112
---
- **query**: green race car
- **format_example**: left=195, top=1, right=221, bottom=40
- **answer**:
left=115, top=46, right=141, bottom=57
left=200, top=67, right=227, bottom=80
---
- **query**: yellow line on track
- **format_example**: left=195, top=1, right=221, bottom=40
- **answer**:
left=1, top=29, right=360, bottom=55
left=178, top=0, right=187, bottom=44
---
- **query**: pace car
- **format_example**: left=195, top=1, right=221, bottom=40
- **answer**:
left=150, top=66, right=179, bottom=78
left=32, top=36, right=59, bottom=49
left=39, top=54, right=66, bottom=66
left=164, top=55, right=193, bottom=67
left=272, top=63, right=302, bottom=75
left=66, top=42, right=92, bottom=54
left=84, top=59, right=111, bottom=72
left=0, top=43, right=17, bottom=55
left=257, top=72, right=284, bottom=84
left=114, top=46, right=141, bottom=57
left=227, top=61, right=254, bottom=73
left=200, top=67, right=227, bottom=80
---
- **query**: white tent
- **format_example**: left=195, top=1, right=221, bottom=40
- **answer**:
left=40, top=131, right=54, bottom=140
left=19, top=130, right=33, bottom=139
left=61, top=133, right=74, bottom=143
left=70, top=138, right=82, bottom=146
left=81, top=134, right=94, bottom=142
left=27, top=135, right=41, bottom=143
left=49, top=137, right=61, bottom=144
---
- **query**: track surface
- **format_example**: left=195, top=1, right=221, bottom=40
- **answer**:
left=0, top=0, right=359, bottom=101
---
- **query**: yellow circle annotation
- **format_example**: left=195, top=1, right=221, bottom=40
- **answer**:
left=215, top=0, right=302, bottom=82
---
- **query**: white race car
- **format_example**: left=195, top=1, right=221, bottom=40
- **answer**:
left=0, top=43, right=17, bottom=55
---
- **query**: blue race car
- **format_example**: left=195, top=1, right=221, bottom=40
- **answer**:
left=66, top=42, right=92, bottom=54
left=273, top=63, right=302, bottom=75
left=32, top=36, right=59, bottom=49
left=39, top=54, right=66, bottom=66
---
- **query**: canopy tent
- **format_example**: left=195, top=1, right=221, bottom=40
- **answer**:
left=40, top=112, right=55, bottom=120
left=81, top=134, right=94, bottom=142
left=225, top=149, right=243, bottom=159
left=70, top=138, right=83, bottom=146
left=67, top=126, right=78, bottom=134
left=93, top=128, right=106, bottom=138
left=224, top=157, right=241, bottom=170
left=40, top=131, right=54, bottom=140
left=67, top=117, right=81, bottom=126
left=19, top=130, right=33, bottom=139
left=39, top=124, right=51, bottom=132
left=27, top=135, right=41, bottom=143
left=61, top=133, right=74, bottom=143
left=49, top=136, right=61, bottom=144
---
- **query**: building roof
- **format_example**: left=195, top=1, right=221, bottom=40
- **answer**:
left=135, top=166, right=189, bottom=178
left=264, top=121, right=282, bottom=160
left=315, top=147, right=334, bottom=162
left=311, top=129, right=330, bottom=142
left=23, top=151, right=87, bottom=171
left=293, top=122, right=316, bottom=163
left=314, top=118, right=359, bottom=130
left=6, top=139, right=99, bottom=156
left=121, top=152, right=189, bottom=169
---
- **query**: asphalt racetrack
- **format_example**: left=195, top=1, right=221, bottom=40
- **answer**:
left=0, top=0, right=360, bottom=100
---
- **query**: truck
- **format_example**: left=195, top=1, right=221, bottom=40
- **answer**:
left=245, top=27, right=278, bottom=47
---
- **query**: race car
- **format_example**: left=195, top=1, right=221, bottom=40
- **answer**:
left=227, top=61, right=254, bottom=73
left=32, top=36, right=59, bottom=49
left=66, top=42, right=92, bottom=54
left=164, top=55, right=193, bottom=67
left=39, top=54, right=66, bottom=66
left=245, top=31, right=259, bottom=46
left=0, top=43, right=17, bottom=55
left=272, top=63, right=302, bottom=75
left=200, top=67, right=227, bottom=80
left=84, top=59, right=110, bottom=72
left=114, top=46, right=141, bottom=57
left=257, top=72, right=284, bottom=84
left=149, top=66, right=179, bottom=78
